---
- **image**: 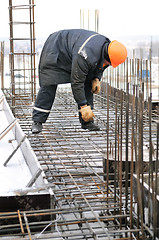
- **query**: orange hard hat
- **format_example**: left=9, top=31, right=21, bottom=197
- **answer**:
left=108, top=40, right=127, bottom=68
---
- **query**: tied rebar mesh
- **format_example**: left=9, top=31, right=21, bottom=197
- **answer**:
left=2, top=80, right=159, bottom=239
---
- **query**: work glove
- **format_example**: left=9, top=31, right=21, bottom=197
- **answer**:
left=80, top=105, right=95, bottom=122
left=91, top=78, right=101, bottom=94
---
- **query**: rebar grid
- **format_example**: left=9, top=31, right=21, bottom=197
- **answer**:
left=2, top=83, right=158, bottom=239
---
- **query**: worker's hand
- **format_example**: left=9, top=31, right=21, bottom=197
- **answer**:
left=80, top=105, right=95, bottom=122
left=91, top=78, right=101, bottom=94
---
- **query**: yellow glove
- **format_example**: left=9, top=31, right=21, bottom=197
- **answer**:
left=80, top=105, right=95, bottom=122
left=91, top=78, right=101, bottom=94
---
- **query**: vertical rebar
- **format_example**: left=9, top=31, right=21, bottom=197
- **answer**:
left=130, top=89, right=135, bottom=240
left=149, top=49, right=152, bottom=95
left=95, top=9, right=99, bottom=33
left=1, top=41, right=4, bottom=89
left=23, top=51, right=26, bottom=92
left=31, top=0, right=36, bottom=101
left=9, top=0, right=15, bottom=111
left=106, top=83, right=109, bottom=202
left=119, top=90, right=123, bottom=229
left=88, top=10, right=89, bottom=30
left=146, top=60, right=149, bottom=109
left=29, top=0, right=33, bottom=102
left=154, top=106, right=159, bottom=238
left=148, top=94, right=154, bottom=236
left=114, top=90, right=117, bottom=212
left=125, top=84, right=129, bottom=237
left=137, top=92, right=145, bottom=239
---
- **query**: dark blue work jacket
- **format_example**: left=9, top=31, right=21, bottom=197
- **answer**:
left=39, top=29, right=110, bottom=105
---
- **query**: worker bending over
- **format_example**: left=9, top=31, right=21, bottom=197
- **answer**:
left=32, top=29, right=127, bottom=133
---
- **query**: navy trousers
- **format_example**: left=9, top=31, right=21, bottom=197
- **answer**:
left=32, top=81, right=93, bottom=123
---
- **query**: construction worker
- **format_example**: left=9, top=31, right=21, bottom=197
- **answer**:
left=32, top=29, right=127, bottom=133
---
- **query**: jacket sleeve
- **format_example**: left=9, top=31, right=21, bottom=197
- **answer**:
left=94, top=72, right=103, bottom=81
left=71, top=55, right=91, bottom=105
left=94, top=64, right=110, bottom=81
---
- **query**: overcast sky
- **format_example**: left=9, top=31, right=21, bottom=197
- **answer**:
left=0, top=0, right=159, bottom=42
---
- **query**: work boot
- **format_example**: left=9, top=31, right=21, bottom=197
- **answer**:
left=81, top=121, right=100, bottom=131
left=31, top=122, right=43, bottom=134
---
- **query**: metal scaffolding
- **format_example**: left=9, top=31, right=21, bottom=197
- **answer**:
left=8, top=0, right=36, bottom=112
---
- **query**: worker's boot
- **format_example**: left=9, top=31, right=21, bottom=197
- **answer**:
left=31, top=122, right=43, bottom=134
left=81, top=121, right=100, bottom=131
left=79, top=112, right=100, bottom=131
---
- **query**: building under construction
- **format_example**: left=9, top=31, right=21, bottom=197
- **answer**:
left=0, top=1, right=159, bottom=239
